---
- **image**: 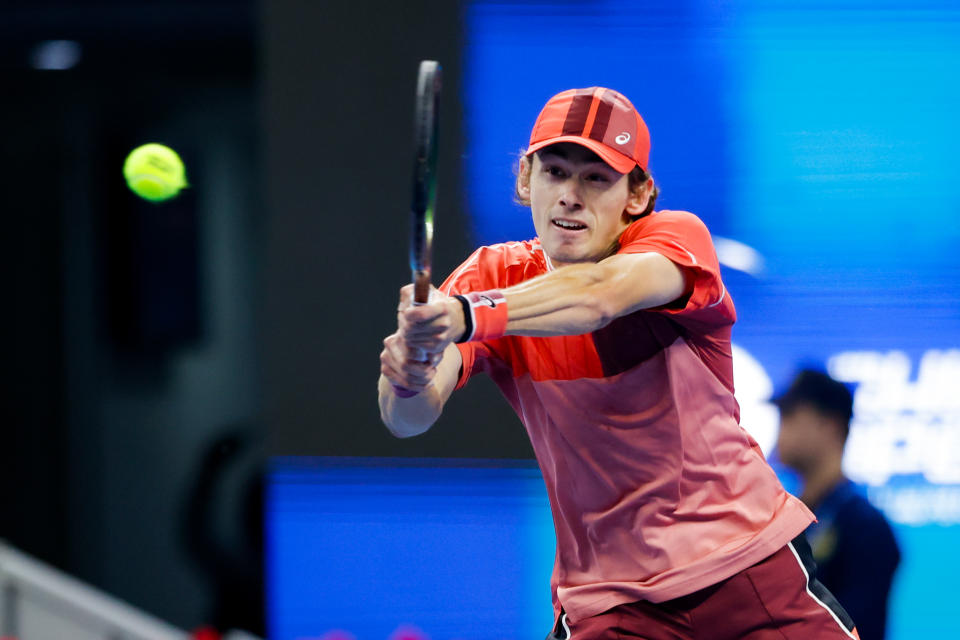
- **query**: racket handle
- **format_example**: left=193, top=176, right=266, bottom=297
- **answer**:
left=395, top=272, right=432, bottom=398
left=413, top=269, right=431, bottom=304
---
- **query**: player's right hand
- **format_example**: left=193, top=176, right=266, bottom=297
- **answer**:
left=397, top=285, right=466, bottom=355
left=380, top=285, right=447, bottom=394
left=379, top=330, right=441, bottom=394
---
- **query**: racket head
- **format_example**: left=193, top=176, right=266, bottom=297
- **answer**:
left=410, top=60, right=441, bottom=304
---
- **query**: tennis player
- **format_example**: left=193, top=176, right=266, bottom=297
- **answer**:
left=378, top=87, right=859, bottom=639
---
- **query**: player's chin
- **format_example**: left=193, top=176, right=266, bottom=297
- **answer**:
left=543, top=235, right=592, bottom=257
left=545, top=246, right=592, bottom=265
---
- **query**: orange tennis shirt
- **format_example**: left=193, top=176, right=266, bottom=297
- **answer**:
left=440, top=210, right=815, bottom=624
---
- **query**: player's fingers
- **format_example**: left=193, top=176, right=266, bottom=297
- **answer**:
left=381, top=361, right=428, bottom=392
left=402, top=322, right=450, bottom=342
left=401, top=329, right=446, bottom=351
left=401, top=341, right=431, bottom=363
left=399, top=316, right=452, bottom=343
left=404, top=363, right=437, bottom=387
left=402, top=303, right=448, bottom=326
left=387, top=359, right=436, bottom=389
left=383, top=333, right=435, bottom=366
left=380, top=346, right=409, bottom=385
left=382, top=333, right=413, bottom=368
left=404, top=323, right=459, bottom=352
left=397, top=284, right=416, bottom=311
left=387, top=338, right=434, bottom=371
left=381, top=344, right=434, bottom=390
left=401, top=301, right=457, bottom=336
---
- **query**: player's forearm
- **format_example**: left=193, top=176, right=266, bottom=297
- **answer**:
left=378, top=342, right=462, bottom=437
left=502, top=263, right=615, bottom=335
left=502, top=254, right=684, bottom=336
left=378, top=375, right=445, bottom=437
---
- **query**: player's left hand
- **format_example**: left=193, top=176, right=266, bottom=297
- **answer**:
left=399, top=285, right=466, bottom=355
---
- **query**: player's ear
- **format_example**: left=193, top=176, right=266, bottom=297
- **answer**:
left=516, top=155, right=532, bottom=203
left=625, top=176, right=654, bottom=216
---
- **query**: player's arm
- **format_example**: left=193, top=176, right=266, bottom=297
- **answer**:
left=501, top=251, right=687, bottom=336
left=402, top=251, right=687, bottom=348
left=379, top=327, right=462, bottom=438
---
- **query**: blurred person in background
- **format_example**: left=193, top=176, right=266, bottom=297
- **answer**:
left=775, top=369, right=901, bottom=640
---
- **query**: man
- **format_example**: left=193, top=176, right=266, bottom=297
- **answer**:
left=776, top=369, right=900, bottom=640
left=379, top=87, right=859, bottom=639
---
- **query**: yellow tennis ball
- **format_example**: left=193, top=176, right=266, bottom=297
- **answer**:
left=122, top=143, right=188, bottom=202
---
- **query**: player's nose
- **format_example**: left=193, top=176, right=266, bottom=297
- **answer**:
left=558, top=183, right=583, bottom=210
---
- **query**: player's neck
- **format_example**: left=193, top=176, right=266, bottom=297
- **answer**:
left=799, top=454, right=845, bottom=510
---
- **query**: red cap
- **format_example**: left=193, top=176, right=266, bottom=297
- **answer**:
left=527, top=87, right=651, bottom=173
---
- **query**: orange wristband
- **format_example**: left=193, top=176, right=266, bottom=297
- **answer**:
left=455, top=290, right=508, bottom=342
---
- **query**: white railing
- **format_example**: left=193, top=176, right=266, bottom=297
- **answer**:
left=0, top=540, right=188, bottom=640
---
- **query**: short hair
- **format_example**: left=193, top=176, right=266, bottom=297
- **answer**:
left=773, top=369, right=854, bottom=440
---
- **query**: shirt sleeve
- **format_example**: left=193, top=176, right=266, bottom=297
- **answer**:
left=617, top=210, right=735, bottom=326
left=439, top=247, right=507, bottom=390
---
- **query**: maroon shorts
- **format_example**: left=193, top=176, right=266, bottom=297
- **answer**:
left=547, top=535, right=859, bottom=640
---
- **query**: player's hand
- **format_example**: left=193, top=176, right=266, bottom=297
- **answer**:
left=398, top=285, right=466, bottom=354
left=379, top=330, right=439, bottom=393
left=379, top=285, right=456, bottom=394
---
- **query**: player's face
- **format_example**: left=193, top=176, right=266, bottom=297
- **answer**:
left=520, top=143, right=648, bottom=267
left=776, top=405, right=835, bottom=473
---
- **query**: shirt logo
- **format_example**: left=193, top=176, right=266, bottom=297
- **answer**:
left=615, top=132, right=631, bottom=145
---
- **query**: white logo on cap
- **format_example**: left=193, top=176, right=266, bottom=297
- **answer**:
left=615, top=132, right=631, bottom=145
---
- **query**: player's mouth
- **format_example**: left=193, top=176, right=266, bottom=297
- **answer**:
left=551, top=218, right=588, bottom=232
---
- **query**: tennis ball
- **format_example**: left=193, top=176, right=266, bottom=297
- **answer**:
left=122, top=143, right=188, bottom=202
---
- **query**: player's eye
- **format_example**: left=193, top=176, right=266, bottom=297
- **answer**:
left=545, top=165, right=566, bottom=178
left=586, top=172, right=610, bottom=183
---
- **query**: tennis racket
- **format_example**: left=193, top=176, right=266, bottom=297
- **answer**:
left=393, top=60, right=441, bottom=398
left=410, top=60, right=441, bottom=304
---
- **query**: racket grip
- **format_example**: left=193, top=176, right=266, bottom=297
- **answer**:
left=413, top=269, right=432, bottom=304
left=395, top=277, right=432, bottom=398
left=391, top=384, right=420, bottom=398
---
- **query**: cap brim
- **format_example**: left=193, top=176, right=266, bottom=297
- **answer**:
left=527, top=135, right=639, bottom=174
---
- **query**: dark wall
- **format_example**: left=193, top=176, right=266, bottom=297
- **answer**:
left=0, top=73, right=70, bottom=569
left=262, top=1, right=531, bottom=458
left=1, top=1, right=264, bottom=630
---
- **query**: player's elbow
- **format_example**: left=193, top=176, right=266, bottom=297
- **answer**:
left=379, top=401, right=422, bottom=438
left=381, top=412, right=433, bottom=439
left=385, top=423, right=427, bottom=439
